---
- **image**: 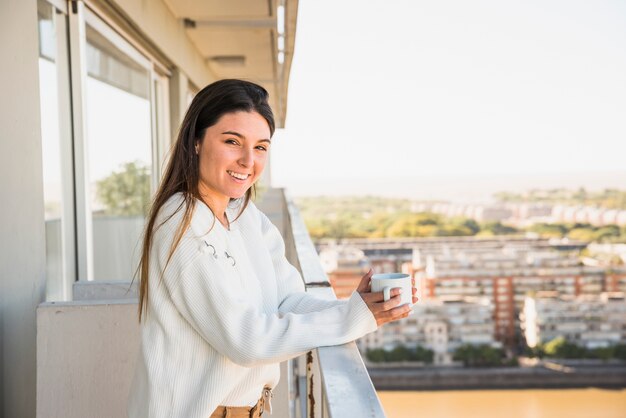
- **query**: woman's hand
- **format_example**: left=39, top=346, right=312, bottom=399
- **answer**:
left=356, top=269, right=418, bottom=327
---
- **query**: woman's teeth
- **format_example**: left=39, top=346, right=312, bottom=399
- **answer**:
left=228, top=171, right=249, bottom=180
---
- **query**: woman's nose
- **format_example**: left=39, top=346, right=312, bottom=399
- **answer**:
left=238, top=148, right=253, bottom=167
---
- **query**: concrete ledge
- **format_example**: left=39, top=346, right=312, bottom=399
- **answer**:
left=73, top=280, right=138, bottom=300
left=318, top=343, right=386, bottom=417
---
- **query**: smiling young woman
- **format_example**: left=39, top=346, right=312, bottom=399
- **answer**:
left=128, top=79, right=417, bottom=418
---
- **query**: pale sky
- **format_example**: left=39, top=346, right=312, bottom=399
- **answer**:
left=270, top=0, right=626, bottom=198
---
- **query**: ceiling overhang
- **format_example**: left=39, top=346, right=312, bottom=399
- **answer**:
left=163, top=0, right=299, bottom=127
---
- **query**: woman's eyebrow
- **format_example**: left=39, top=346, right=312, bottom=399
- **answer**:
left=221, top=130, right=244, bottom=138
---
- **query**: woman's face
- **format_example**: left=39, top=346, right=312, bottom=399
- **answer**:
left=196, top=111, right=271, bottom=209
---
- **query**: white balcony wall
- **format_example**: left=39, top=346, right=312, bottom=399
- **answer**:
left=37, top=300, right=139, bottom=418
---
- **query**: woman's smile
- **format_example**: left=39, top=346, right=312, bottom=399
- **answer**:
left=227, top=170, right=251, bottom=181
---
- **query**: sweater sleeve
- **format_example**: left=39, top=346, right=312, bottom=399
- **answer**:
left=258, top=209, right=350, bottom=314
left=169, top=252, right=378, bottom=367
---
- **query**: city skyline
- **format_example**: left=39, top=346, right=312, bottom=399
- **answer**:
left=279, top=170, right=626, bottom=202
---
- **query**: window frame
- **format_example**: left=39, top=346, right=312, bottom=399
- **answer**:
left=43, top=0, right=171, bottom=285
left=37, top=0, right=76, bottom=300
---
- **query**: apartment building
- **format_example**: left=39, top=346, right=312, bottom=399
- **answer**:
left=419, top=251, right=620, bottom=347
left=522, top=292, right=626, bottom=349
left=320, top=237, right=626, bottom=348
left=551, top=205, right=626, bottom=226
left=319, top=245, right=370, bottom=298
left=358, top=296, right=498, bottom=365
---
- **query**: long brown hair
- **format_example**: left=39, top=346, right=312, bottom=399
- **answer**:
left=137, top=79, right=275, bottom=321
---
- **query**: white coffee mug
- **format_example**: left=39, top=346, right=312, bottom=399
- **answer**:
left=371, top=273, right=413, bottom=306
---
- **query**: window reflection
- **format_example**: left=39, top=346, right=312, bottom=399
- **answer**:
left=85, top=24, right=152, bottom=281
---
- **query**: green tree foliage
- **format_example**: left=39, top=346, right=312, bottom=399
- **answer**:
left=567, top=227, right=598, bottom=242
left=589, top=346, right=614, bottom=361
left=476, top=222, right=519, bottom=236
left=460, top=218, right=481, bottom=235
left=386, top=345, right=415, bottom=362
left=302, top=205, right=521, bottom=240
left=369, top=212, right=397, bottom=238
left=305, top=218, right=333, bottom=240
left=543, top=337, right=587, bottom=358
left=365, top=348, right=387, bottom=363
left=528, top=223, right=568, bottom=238
left=529, top=222, right=626, bottom=243
left=537, top=338, right=626, bottom=360
left=297, top=194, right=626, bottom=242
left=592, top=225, right=622, bottom=241
left=414, top=346, right=435, bottom=363
left=96, top=161, right=150, bottom=216
left=386, top=213, right=441, bottom=237
left=365, top=345, right=434, bottom=363
left=452, top=344, right=506, bottom=367
left=614, top=344, right=626, bottom=361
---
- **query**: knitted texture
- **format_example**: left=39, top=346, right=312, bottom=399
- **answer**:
left=128, top=194, right=378, bottom=418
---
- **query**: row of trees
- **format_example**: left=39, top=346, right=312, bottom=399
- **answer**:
left=453, top=344, right=516, bottom=367
left=303, top=209, right=626, bottom=244
left=526, top=337, right=626, bottom=361
left=529, top=222, right=626, bottom=243
left=365, top=344, right=515, bottom=367
left=298, top=195, right=626, bottom=243
left=303, top=210, right=521, bottom=240
left=366, top=345, right=434, bottom=363
left=366, top=340, right=626, bottom=367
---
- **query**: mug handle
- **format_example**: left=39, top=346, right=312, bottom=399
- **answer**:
left=383, top=286, right=392, bottom=302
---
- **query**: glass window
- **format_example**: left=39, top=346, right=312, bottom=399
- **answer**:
left=84, top=20, right=153, bottom=281
left=38, top=0, right=74, bottom=300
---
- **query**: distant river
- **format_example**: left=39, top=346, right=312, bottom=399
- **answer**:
left=377, top=389, right=626, bottom=418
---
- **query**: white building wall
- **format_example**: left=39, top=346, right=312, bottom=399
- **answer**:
left=0, top=1, right=47, bottom=416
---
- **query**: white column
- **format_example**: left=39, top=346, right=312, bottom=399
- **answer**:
left=0, top=0, right=47, bottom=416
left=169, top=68, right=189, bottom=143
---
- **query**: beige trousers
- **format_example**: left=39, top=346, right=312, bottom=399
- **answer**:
left=210, top=387, right=270, bottom=418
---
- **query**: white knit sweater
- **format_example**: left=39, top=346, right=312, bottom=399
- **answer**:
left=127, top=194, right=378, bottom=418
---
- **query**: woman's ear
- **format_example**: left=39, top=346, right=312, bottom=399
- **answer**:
left=195, top=142, right=199, bottom=155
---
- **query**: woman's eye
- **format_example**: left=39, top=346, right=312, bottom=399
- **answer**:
left=225, top=139, right=238, bottom=145
left=256, top=145, right=268, bottom=151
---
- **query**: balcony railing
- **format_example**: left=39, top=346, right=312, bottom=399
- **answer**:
left=260, top=188, right=386, bottom=418
left=37, top=187, right=386, bottom=418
